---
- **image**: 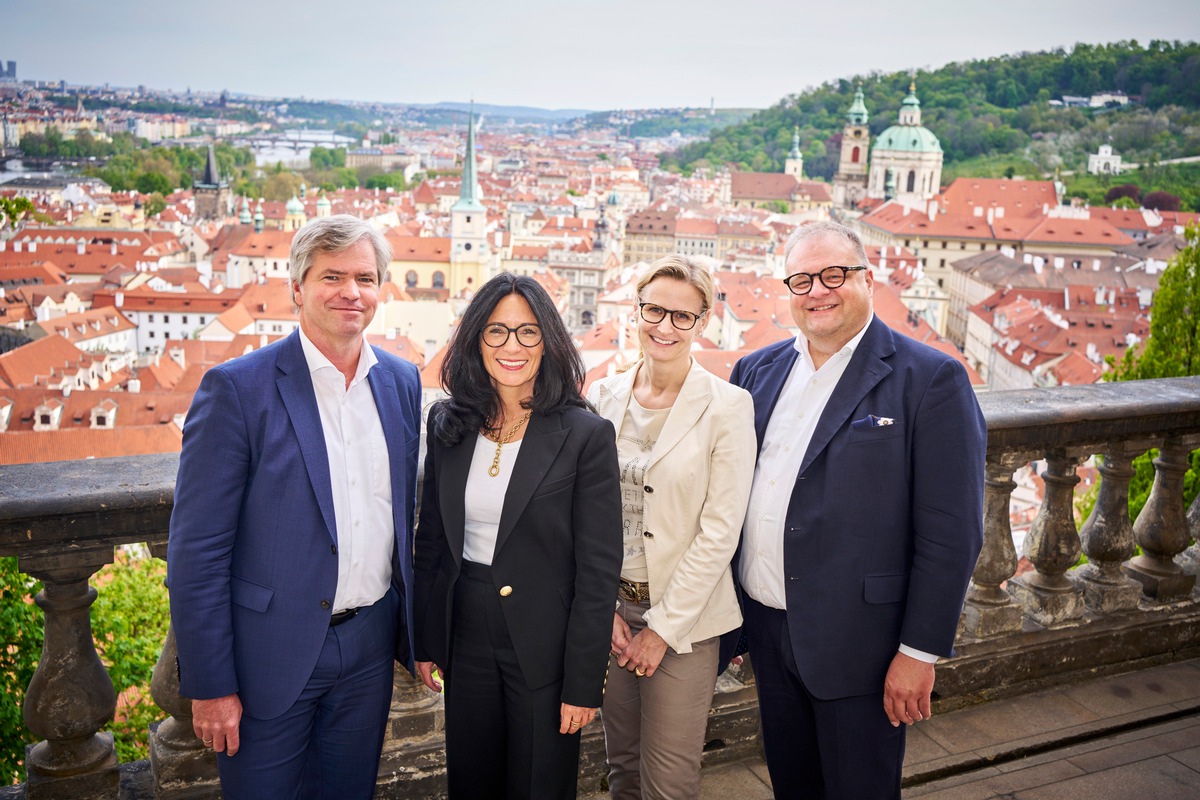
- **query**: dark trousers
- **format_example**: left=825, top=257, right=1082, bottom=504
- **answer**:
left=216, top=588, right=399, bottom=800
left=742, top=595, right=904, bottom=800
left=443, top=560, right=581, bottom=800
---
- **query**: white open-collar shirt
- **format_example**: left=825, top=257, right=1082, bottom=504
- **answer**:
left=298, top=327, right=394, bottom=614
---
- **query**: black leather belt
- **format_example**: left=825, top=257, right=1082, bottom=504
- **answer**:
left=330, top=608, right=359, bottom=626
left=618, top=578, right=651, bottom=604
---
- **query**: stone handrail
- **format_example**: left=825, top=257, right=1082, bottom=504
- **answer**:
left=2, top=377, right=1199, bottom=798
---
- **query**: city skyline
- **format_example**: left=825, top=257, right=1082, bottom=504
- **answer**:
left=5, top=0, right=1200, bottom=111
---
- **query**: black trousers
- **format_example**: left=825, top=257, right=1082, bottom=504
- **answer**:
left=443, top=560, right=581, bottom=800
left=743, top=595, right=905, bottom=800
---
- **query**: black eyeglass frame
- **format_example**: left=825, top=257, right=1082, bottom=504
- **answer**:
left=638, top=302, right=705, bottom=331
left=481, top=323, right=543, bottom=348
left=782, top=265, right=868, bottom=296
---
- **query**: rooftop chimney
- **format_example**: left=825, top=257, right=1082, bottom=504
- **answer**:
left=28, top=241, right=36, bottom=253
left=77, top=241, right=86, bottom=255
left=111, top=242, right=118, bottom=255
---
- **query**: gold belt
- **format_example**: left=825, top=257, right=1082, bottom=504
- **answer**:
left=618, top=578, right=651, bottom=604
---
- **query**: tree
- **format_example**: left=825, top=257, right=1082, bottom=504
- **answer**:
left=91, top=551, right=170, bottom=764
left=135, top=171, right=172, bottom=196
left=1143, top=190, right=1181, bottom=211
left=0, top=559, right=42, bottom=785
left=1108, top=222, right=1200, bottom=518
left=1104, top=183, right=1142, bottom=204
left=0, top=196, right=35, bottom=228
left=143, top=193, right=167, bottom=218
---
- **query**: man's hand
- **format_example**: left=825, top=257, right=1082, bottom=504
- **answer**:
left=616, top=626, right=669, bottom=678
left=193, top=693, right=243, bottom=756
left=416, top=660, right=443, bottom=693
left=882, top=651, right=935, bottom=727
left=559, top=702, right=597, bottom=735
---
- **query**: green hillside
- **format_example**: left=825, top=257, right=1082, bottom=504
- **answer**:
left=662, top=41, right=1200, bottom=186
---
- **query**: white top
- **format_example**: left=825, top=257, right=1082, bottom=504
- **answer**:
left=298, top=326, right=394, bottom=614
left=616, top=396, right=672, bottom=583
left=462, top=433, right=523, bottom=566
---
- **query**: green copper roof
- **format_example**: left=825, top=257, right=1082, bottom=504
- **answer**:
left=454, top=106, right=485, bottom=213
left=286, top=195, right=304, bottom=214
left=847, top=84, right=869, bottom=125
left=874, top=124, right=942, bottom=153
left=789, top=126, right=801, bottom=159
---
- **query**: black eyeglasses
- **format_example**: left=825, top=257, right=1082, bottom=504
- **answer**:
left=638, top=302, right=704, bottom=331
left=782, top=265, right=868, bottom=296
left=482, top=323, right=542, bottom=348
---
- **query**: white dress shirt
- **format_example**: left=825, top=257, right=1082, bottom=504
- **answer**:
left=739, top=322, right=937, bottom=664
left=298, top=327, right=394, bottom=613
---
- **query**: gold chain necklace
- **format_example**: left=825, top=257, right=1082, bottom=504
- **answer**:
left=487, top=412, right=531, bottom=477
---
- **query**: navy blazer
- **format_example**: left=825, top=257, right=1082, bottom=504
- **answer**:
left=413, top=405, right=622, bottom=709
left=730, top=315, right=985, bottom=700
left=167, top=330, right=422, bottom=720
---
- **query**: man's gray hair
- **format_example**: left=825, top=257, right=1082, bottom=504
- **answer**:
left=288, top=214, right=392, bottom=286
left=784, top=220, right=870, bottom=266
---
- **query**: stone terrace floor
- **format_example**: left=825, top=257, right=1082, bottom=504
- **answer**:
left=582, top=657, right=1200, bottom=799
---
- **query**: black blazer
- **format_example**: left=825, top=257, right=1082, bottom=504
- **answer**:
left=413, top=405, right=622, bottom=708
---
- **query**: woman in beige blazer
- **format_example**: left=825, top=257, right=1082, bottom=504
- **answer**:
left=587, top=255, right=756, bottom=800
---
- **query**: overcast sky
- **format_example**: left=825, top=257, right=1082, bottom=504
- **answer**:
left=4, top=1, right=1199, bottom=111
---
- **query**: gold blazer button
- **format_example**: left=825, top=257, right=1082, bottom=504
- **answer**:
left=499, top=585, right=513, bottom=597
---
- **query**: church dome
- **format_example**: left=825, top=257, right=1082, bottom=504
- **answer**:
left=874, top=124, right=942, bottom=154
left=286, top=195, right=304, bottom=214
left=316, top=193, right=332, bottom=209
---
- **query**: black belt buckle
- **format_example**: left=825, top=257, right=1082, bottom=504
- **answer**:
left=330, top=607, right=358, bottom=627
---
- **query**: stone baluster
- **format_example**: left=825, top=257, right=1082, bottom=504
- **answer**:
left=1007, top=451, right=1086, bottom=627
left=1176, top=474, right=1200, bottom=576
left=960, top=454, right=1024, bottom=639
left=145, top=542, right=220, bottom=798
left=1069, top=443, right=1144, bottom=613
left=19, top=550, right=119, bottom=800
left=1124, top=438, right=1197, bottom=601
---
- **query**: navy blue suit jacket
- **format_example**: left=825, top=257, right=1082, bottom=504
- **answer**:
left=730, top=315, right=985, bottom=700
left=167, top=330, right=421, bottom=720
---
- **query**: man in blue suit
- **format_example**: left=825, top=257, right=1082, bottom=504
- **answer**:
left=730, top=221, right=984, bottom=799
left=167, top=215, right=421, bottom=799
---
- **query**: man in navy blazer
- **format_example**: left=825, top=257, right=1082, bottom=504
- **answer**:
left=730, top=221, right=984, bottom=798
left=167, top=215, right=421, bottom=799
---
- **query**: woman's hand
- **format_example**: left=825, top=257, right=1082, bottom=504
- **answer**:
left=611, top=612, right=632, bottom=656
left=559, top=703, right=597, bottom=734
left=616, top=626, right=669, bottom=678
left=416, top=660, right=443, bottom=693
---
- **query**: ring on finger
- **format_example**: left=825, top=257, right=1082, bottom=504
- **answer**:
left=635, top=667, right=646, bottom=677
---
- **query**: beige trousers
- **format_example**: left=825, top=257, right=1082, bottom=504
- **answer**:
left=601, top=597, right=720, bottom=800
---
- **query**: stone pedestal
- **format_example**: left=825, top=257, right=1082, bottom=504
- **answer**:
left=1124, top=554, right=1196, bottom=602
left=24, top=736, right=118, bottom=800
left=1007, top=574, right=1086, bottom=628
left=960, top=600, right=1025, bottom=639
left=1069, top=563, right=1144, bottom=614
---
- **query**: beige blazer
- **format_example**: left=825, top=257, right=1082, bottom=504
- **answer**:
left=588, top=358, right=756, bottom=654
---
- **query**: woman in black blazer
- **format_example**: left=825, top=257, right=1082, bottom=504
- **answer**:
left=414, top=273, right=622, bottom=799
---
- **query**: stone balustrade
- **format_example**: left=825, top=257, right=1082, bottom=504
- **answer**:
left=2, top=377, right=1199, bottom=798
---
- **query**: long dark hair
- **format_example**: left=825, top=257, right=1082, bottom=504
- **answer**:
left=434, top=273, right=588, bottom=446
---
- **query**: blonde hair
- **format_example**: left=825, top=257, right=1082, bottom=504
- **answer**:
left=636, top=255, right=715, bottom=313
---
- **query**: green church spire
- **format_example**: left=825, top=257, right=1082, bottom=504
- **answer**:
left=847, top=82, right=869, bottom=125
left=454, top=104, right=485, bottom=213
